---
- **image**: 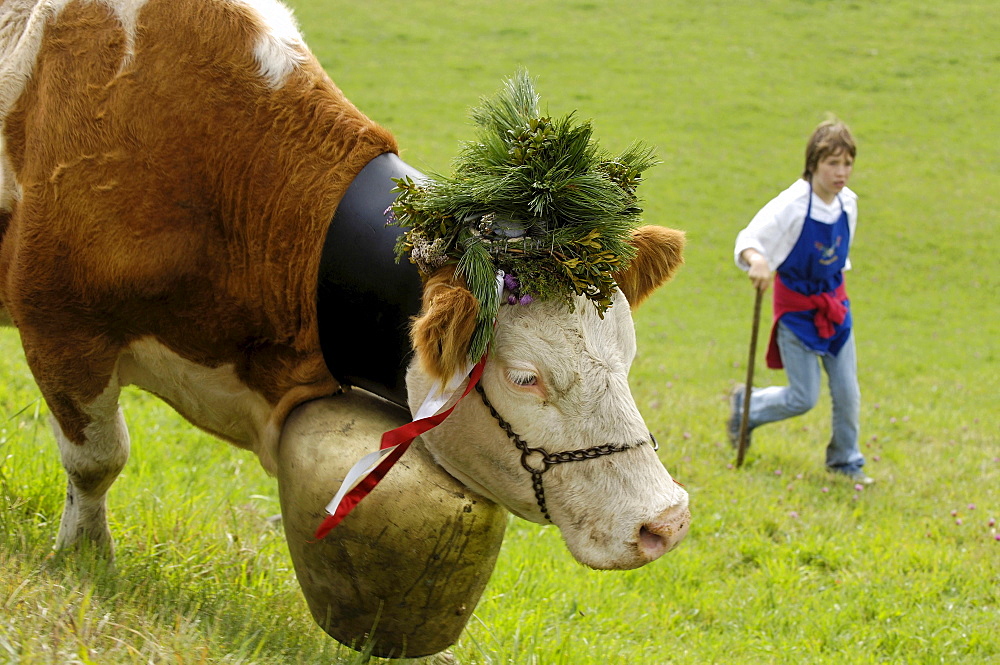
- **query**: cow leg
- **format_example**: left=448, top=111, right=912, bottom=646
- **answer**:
left=46, top=382, right=130, bottom=556
left=51, top=380, right=130, bottom=556
left=18, top=334, right=130, bottom=556
left=0, top=208, right=10, bottom=327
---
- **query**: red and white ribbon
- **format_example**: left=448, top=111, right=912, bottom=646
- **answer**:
left=313, top=357, right=486, bottom=539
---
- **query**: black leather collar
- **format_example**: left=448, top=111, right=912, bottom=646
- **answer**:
left=316, top=153, right=424, bottom=408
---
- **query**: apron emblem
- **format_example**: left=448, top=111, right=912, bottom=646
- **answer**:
left=814, top=235, right=843, bottom=265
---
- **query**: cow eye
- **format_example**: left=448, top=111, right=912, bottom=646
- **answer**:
left=506, top=369, right=538, bottom=387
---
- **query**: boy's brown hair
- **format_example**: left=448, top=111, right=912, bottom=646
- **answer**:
left=803, top=117, right=857, bottom=181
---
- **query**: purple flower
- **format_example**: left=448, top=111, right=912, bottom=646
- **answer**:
left=519, top=294, right=534, bottom=305
left=507, top=295, right=517, bottom=305
left=789, top=511, right=799, bottom=519
left=821, top=487, right=829, bottom=493
left=503, top=273, right=519, bottom=291
left=989, top=518, right=996, bottom=527
left=955, top=518, right=963, bottom=526
left=968, top=504, right=976, bottom=511
left=854, top=483, right=864, bottom=492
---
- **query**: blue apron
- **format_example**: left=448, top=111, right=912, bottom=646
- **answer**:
left=775, top=186, right=852, bottom=356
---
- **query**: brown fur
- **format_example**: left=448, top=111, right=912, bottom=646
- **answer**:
left=0, top=0, right=396, bottom=458
left=614, top=225, right=686, bottom=309
left=411, top=266, right=479, bottom=382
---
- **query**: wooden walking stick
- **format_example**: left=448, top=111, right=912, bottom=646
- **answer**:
left=736, top=287, right=764, bottom=468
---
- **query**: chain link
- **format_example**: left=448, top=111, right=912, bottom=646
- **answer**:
left=475, top=383, right=648, bottom=523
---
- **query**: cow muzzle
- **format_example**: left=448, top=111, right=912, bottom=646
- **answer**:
left=638, top=501, right=691, bottom=562
left=476, top=381, right=690, bottom=568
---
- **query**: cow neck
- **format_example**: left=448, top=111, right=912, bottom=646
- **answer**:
left=316, top=152, right=425, bottom=408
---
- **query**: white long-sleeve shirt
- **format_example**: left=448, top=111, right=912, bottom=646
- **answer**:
left=734, top=178, right=858, bottom=272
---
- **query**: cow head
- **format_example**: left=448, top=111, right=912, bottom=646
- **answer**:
left=406, top=225, right=690, bottom=570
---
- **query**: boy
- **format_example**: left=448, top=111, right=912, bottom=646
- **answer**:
left=729, top=118, right=871, bottom=484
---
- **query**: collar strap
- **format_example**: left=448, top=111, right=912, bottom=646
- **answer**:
left=317, top=152, right=425, bottom=407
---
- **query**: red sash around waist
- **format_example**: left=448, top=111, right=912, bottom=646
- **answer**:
left=766, top=274, right=848, bottom=369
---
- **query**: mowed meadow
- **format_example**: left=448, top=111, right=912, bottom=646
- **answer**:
left=1, top=0, right=997, bottom=663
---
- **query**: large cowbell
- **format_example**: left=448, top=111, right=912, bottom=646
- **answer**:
left=278, top=391, right=507, bottom=658
left=316, top=152, right=424, bottom=408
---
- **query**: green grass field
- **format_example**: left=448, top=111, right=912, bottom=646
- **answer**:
left=2, top=1, right=998, bottom=663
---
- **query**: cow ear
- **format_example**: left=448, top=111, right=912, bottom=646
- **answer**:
left=613, top=225, right=686, bottom=309
left=411, top=265, right=479, bottom=382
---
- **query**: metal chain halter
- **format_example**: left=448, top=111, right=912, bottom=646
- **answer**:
left=475, top=383, right=656, bottom=522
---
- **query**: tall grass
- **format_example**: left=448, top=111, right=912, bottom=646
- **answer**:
left=2, top=0, right=998, bottom=662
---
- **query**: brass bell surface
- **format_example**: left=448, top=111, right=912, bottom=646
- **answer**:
left=277, top=390, right=507, bottom=658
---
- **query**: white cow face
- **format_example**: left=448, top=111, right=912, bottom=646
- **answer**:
left=408, top=290, right=690, bottom=570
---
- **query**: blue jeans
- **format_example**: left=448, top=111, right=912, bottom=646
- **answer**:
left=747, top=321, right=864, bottom=473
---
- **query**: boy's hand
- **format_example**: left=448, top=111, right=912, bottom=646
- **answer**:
left=746, top=252, right=772, bottom=292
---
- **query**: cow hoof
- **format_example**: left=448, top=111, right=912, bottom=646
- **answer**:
left=418, top=650, right=457, bottom=664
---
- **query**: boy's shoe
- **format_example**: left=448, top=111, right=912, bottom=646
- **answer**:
left=850, top=471, right=876, bottom=485
left=828, top=467, right=875, bottom=485
left=727, top=384, right=751, bottom=449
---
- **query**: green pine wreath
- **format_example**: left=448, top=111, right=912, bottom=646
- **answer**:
left=387, top=70, right=659, bottom=364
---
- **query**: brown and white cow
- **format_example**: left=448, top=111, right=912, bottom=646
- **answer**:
left=0, top=0, right=689, bottom=573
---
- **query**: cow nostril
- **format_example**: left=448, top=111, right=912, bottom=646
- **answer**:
left=638, top=525, right=668, bottom=559
left=638, top=505, right=691, bottom=561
